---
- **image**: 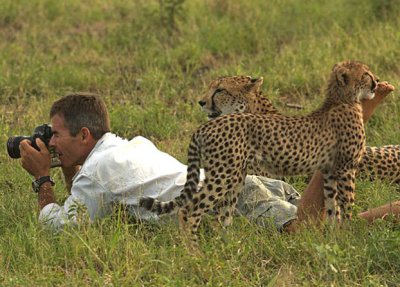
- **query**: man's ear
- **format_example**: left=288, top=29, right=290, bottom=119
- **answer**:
left=80, top=127, right=91, bottom=141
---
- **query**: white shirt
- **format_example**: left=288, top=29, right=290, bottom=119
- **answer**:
left=39, top=133, right=199, bottom=229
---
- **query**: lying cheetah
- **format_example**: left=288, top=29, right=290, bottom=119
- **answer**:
left=199, top=75, right=278, bottom=120
left=141, top=60, right=378, bottom=248
left=199, top=75, right=399, bottom=184
left=359, top=146, right=400, bottom=184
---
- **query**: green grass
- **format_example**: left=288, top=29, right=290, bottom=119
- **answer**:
left=0, top=0, right=399, bottom=285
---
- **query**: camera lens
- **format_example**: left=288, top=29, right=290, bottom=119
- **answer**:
left=6, top=124, right=52, bottom=160
left=6, top=136, right=28, bottom=159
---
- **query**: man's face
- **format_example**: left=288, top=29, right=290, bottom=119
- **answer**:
left=49, top=114, right=87, bottom=168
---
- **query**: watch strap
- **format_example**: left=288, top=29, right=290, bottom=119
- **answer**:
left=32, top=176, right=55, bottom=193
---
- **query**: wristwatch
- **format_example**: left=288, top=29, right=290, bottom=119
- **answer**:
left=32, top=176, right=55, bottom=193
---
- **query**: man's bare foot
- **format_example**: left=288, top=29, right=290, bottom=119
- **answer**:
left=375, top=81, right=395, bottom=99
left=362, top=81, right=395, bottom=122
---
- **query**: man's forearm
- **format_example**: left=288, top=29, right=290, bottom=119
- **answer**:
left=62, top=166, right=80, bottom=193
left=39, top=165, right=80, bottom=211
left=38, top=181, right=56, bottom=210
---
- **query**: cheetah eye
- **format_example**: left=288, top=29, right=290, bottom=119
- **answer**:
left=215, top=88, right=224, bottom=93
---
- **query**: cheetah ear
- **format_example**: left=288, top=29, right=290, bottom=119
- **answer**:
left=246, top=77, right=264, bottom=92
left=335, top=67, right=349, bottom=86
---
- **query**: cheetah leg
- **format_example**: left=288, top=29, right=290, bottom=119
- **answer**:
left=323, top=173, right=340, bottom=223
left=217, top=183, right=243, bottom=227
left=179, top=188, right=221, bottom=255
left=217, top=202, right=234, bottom=227
left=178, top=206, right=203, bottom=254
left=336, top=169, right=356, bottom=221
left=178, top=208, right=192, bottom=248
left=215, top=171, right=246, bottom=227
left=212, top=199, right=230, bottom=227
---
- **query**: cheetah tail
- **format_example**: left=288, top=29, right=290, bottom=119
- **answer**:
left=139, top=134, right=202, bottom=216
left=139, top=194, right=185, bottom=215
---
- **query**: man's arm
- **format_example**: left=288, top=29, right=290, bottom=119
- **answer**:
left=20, top=137, right=110, bottom=229
left=62, top=166, right=81, bottom=193
left=20, top=138, right=81, bottom=206
left=37, top=182, right=57, bottom=210
left=20, top=138, right=56, bottom=209
left=38, top=175, right=108, bottom=229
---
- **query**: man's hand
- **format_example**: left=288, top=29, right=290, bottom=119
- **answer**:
left=20, top=138, right=51, bottom=179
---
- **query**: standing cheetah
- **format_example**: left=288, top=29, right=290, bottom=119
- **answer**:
left=141, top=60, right=378, bottom=248
left=199, top=75, right=399, bottom=184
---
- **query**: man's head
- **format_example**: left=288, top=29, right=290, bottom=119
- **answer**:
left=49, top=93, right=111, bottom=167
left=50, top=92, right=110, bottom=139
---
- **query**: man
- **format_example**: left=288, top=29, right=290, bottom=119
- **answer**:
left=21, top=93, right=196, bottom=228
left=20, top=83, right=398, bottom=231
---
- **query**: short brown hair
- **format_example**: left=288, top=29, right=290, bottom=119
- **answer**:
left=50, top=92, right=110, bottom=139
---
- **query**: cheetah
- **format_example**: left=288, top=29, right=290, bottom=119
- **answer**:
left=199, top=75, right=399, bottom=184
left=359, top=146, right=400, bottom=184
left=140, top=60, right=378, bottom=248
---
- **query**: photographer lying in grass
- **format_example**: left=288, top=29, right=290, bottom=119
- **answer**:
left=19, top=84, right=398, bottom=232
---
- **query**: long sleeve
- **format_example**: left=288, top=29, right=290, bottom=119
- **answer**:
left=38, top=175, right=109, bottom=229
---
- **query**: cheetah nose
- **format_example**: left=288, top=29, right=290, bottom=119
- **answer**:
left=198, top=100, right=206, bottom=107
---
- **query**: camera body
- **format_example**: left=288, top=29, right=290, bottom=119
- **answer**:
left=7, top=124, right=53, bottom=159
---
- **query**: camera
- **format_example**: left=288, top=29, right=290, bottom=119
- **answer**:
left=7, top=124, right=53, bottom=159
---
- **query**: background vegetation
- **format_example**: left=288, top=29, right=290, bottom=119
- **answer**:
left=0, top=0, right=399, bottom=285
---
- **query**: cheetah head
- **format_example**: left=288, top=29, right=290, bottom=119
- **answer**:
left=329, top=60, right=379, bottom=103
left=198, top=75, right=264, bottom=120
